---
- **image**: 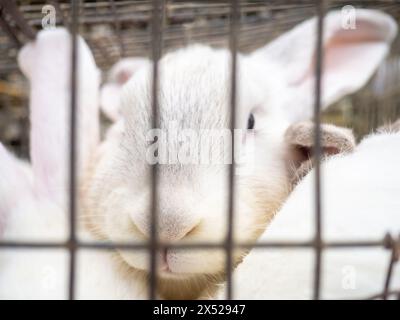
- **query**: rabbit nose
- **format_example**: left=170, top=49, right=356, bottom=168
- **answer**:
left=131, top=212, right=201, bottom=242
left=157, top=214, right=201, bottom=242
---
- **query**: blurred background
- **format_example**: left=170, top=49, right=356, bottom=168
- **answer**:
left=0, top=0, right=399, bottom=158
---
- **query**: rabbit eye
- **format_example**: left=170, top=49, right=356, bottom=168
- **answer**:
left=247, top=113, right=255, bottom=130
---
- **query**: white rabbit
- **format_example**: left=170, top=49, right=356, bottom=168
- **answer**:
left=0, top=27, right=157, bottom=300
left=82, top=9, right=398, bottom=299
left=0, top=28, right=150, bottom=299
left=0, top=9, right=397, bottom=299
left=216, top=127, right=400, bottom=299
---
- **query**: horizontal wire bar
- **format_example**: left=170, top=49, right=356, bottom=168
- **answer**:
left=366, top=289, right=400, bottom=300
left=0, top=239, right=392, bottom=250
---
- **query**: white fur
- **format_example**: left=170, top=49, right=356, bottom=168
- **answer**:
left=0, top=29, right=125, bottom=299
left=85, top=44, right=291, bottom=277
left=17, top=28, right=100, bottom=207
left=85, top=10, right=397, bottom=294
left=0, top=9, right=397, bottom=299
left=0, top=144, right=32, bottom=236
left=218, top=131, right=400, bottom=299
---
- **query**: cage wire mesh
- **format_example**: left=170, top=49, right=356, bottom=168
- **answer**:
left=0, top=0, right=399, bottom=300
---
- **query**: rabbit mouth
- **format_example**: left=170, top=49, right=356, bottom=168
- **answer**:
left=159, top=249, right=172, bottom=273
left=158, top=249, right=191, bottom=279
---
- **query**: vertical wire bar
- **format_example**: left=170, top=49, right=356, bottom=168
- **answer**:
left=226, top=0, right=239, bottom=300
left=312, top=0, right=326, bottom=301
left=382, top=247, right=396, bottom=300
left=382, top=236, right=398, bottom=300
left=68, top=0, right=79, bottom=301
left=149, top=0, right=162, bottom=300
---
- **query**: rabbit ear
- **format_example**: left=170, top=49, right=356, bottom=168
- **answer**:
left=100, top=58, right=149, bottom=122
left=0, top=143, right=33, bottom=234
left=252, top=9, right=398, bottom=122
left=18, top=28, right=100, bottom=205
left=285, top=121, right=356, bottom=185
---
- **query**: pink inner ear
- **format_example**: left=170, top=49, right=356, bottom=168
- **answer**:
left=330, top=19, right=394, bottom=43
left=322, top=146, right=340, bottom=156
left=324, top=21, right=384, bottom=72
left=253, top=9, right=396, bottom=122
left=116, top=69, right=134, bottom=85
left=323, top=18, right=390, bottom=70
left=290, top=145, right=311, bottom=170
left=321, top=41, right=388, bottom=107
left=297, top=19, right=390, bottom=83
left=293, top=20, right=391, bottom=110
left=292, top=145, right=340, bottom=168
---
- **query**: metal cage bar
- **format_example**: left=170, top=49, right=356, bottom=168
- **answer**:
left=68, top=0, right=79, bottom=301
left=312, top=0, right=326, bottom=301
left=0, top=237, right=394, bottom=250
left=226, top=0, right=239, bottom=300
left=149, top=0, right=163, bottom=300
left=382, top=235, right=400, bottom=300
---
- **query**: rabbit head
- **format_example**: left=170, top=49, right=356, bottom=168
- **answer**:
left=82, top=9, right=397, bottom=299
